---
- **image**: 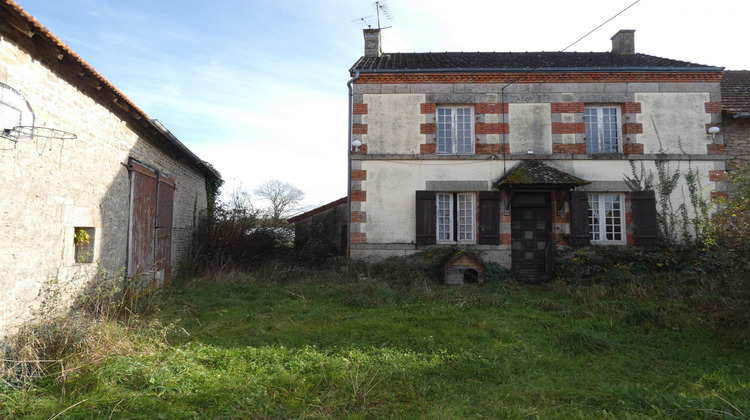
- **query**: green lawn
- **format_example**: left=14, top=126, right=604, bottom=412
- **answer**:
left=3, top=267, right=750, bottom=419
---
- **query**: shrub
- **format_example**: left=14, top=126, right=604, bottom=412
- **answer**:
left=705, top=164, right=750, bottom=273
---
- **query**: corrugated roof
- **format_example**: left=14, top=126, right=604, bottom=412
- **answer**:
left=721, top=70, right=750, bottom=114
left=351, top=51, right=721, bottom=72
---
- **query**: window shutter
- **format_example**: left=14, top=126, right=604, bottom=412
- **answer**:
left=569, top=191, right=590, bottom=246
left=631, top=190, right=658, bottom=247
left=478, top=191, right=501, bottom=245
left=416, top=191, right=436, bottom=245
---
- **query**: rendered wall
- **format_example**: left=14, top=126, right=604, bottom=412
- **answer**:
left=0, top=37, right=208, bottom=338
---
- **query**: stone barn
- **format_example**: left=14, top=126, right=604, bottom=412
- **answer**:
left=0, top=1, right=220, bottom=338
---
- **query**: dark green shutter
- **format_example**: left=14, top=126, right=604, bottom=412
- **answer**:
left=478, top=191, right=501, bottom=245
left=569, top=191, right=590, bottom=246
left=631, top=191, right=658, bottom=247
left=416, top=191, right=436, bottom=245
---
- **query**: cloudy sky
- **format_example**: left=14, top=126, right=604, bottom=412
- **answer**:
left=15, top=0, right=750, bottom=210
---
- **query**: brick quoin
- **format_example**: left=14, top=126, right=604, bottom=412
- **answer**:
left=621, top=102, right=642, bottom=114
left=705, top=102, right=722, bottom=113
left=350, top=190, right=367, bottom=201
left=350, top=232, right=367, bottom=244
left=420, top=103, right=436, bottom=114
left=475, top=143, right=509, bottom=154
left=708, top=170, right=725, bottom=182
left=354, top=72, right=722, bottom=84
left=711, top=191, right=728, bottom=201
left=707, top=144, right=725, bottom=154
left=551, top=103, right=584, bottom=113
left=500, top=233, right=511, bottom=244
left=421, top=123, right=436, bottom=134
left=352, top=103, right=368, bottom=114
left=352, top=123, right=368, bottom=134
left=351, top=211, right=366, bottom=223
left=552, top=143, right=586, bottom=154
left=475, top=103, right=508, bottom=113
left=420, top=144, right=436, bottom=154
left=350, top=169, right=367, bottom=181
left=351, top=144, right=367, bottom=154
left=551, top=122, right=585, bottom=134
left=623, top=143, right=644, bottom=154
left=475, top=123, right=509, bottom=134
left=553, top=213, right=569, bottom=223
left=622, top=123, right=643, bottom=134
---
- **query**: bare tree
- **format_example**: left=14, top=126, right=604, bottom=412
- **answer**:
left=253, top=180, right=305, bottom=224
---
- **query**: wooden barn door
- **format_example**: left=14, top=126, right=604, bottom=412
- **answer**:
left=128, top=159, right=175, bottom=286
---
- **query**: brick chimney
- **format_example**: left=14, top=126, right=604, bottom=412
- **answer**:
left=363, top=28, right=382, bottom=58
left=611, top=29, right=635, bottom=54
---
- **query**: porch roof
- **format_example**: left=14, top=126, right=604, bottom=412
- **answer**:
left=492, top=160, right=590, bottom=189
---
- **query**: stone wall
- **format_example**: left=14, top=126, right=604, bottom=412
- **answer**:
left=0, top=36, right=208, bottom=339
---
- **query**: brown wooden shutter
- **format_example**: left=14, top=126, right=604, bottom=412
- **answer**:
left=478, top=191, right=501, bottom=245
left=569, top=190, right=590, bottom=246
left=631, top=190, right=658, bottom=247
left=416, top=191, right=436, bottom=245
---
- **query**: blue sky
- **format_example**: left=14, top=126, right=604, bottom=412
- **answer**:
left=15, top=0, right=750, bottom=210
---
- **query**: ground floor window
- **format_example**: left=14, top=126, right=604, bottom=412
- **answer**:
left=437, top=192, right=475, bottom=243
left=588, top=193, right=624, bottom=243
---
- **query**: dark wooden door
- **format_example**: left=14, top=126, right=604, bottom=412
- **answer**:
left=511, top=193, right=551, bottom=279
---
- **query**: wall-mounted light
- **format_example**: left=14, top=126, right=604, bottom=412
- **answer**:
left=708, top=126, right=720, bottom=140
left=526, top=149, right=534, bottom=155
left=351, top=139, right=362, bottom=152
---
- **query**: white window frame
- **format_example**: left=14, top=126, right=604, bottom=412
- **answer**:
left=588, top=193, right=626, bottom=244
left=585, top=105, right=622, bottom=153
left=436, top=192, right=476, bottom=243
left=436, top=106, right=474, bottom=155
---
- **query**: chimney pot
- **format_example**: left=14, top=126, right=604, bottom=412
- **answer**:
left=363, top=28, right=382, bottom=58
left=611, top=29, right=635, bottom=54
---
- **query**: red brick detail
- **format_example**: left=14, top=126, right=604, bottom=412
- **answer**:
left=621, top=102, right=642, bottom=114
left=553, top=213, right=569, bottom=223
left=421, top=103, right=436, bottom=114
left=626, top=231, right=635, bottom=245
left=475, top=122, right=509, bottom=134
left=475, top=143, right=509, bottom=154
left=352, top=103, right=368, bottom=114
left=551, top=103, right=584, bottom=113
left=552, top=143, right=586, bottom=154
left=351, top=144, right=367, bottom=154
left=351, top=169, right=367, bottom=181
left=705, top=102, right=722, bottom=113
left=707, top=144, right=725, bottom=154
left=623, top=143, right=644, bottom=154
left=351, top=211, right=366, bottom=223
left=622, top=123, right=643, bottom=135
left=355, top=72, right=722, bottom=85
left=352, top=123, right=368, bottom=134
left=421, top=123, right=436, bottom=134
left=551, top=122, right=585, bottom=134
left=500, top=213, right=511, bottom=223
left=708, top=170, right=726, bottom=182
left=711, top=191, right=728, bottom=201
left=351, top=190, right=366, bottom=201
left=420, top=144, right=436, bottom=154
left=350, top=232, right=367, bottom=244
left=475, top=102, right=508, bottom=113
left=500, top=233, right=511, bottom=244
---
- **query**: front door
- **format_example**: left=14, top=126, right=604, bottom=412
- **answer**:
left=511, top=192, right=552, bottom=279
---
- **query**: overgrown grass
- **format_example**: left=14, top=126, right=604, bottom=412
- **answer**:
left=3, top=257, right=750, bottom=419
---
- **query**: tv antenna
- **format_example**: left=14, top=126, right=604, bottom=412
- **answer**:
left=353, top=1, right=393, bottom=30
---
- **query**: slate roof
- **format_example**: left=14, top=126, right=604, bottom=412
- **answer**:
left=493, top=160, right=591, bottom=188
left=721, top=70, right=750, bottom=114
left=351, top=52, right=721, bottom=72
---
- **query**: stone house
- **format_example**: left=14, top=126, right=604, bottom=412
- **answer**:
left=0, top=1, right=220, bottom=338
left=720, top=70, right=750, bottom=171
left=347, top=29, right=726, bottom=278
left=288, top=197, right=347, bottom=256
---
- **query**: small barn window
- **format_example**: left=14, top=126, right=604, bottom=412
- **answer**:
left=74, top=227, right=95, bottom=263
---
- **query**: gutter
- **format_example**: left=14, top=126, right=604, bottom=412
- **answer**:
left=733, top=113, right=750, bottom=119
left=346, top=70, right=361, bottom=257
left=349, top=66, right=724, bottom=74
left=149, top=119, right=221, bottom=180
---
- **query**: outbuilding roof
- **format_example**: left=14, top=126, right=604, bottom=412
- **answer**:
left=721, top=70, right=750, bottom=114
left=351, top=51, right=722, bottom=73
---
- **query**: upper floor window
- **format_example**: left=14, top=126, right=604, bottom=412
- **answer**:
left=437, top=106, right=474, bottom=154
left=585, top=106, right=621, bottom=153
left=588, top=193, right=625, bottom=243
